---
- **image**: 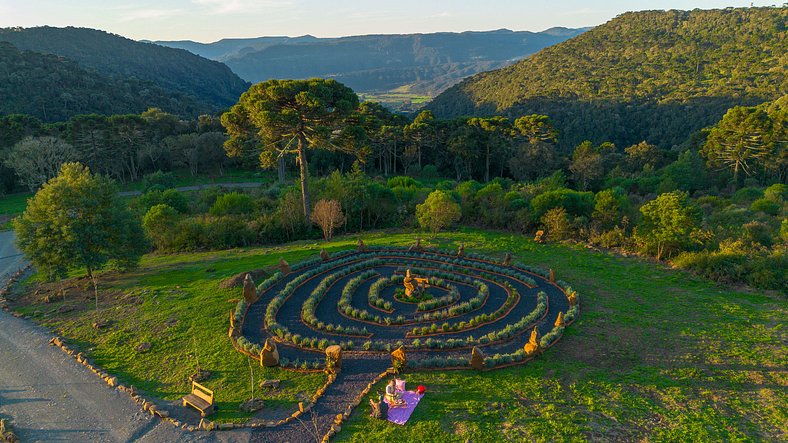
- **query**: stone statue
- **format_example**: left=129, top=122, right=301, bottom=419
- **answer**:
left=470, top=346, right=485, bottom=370
left=554, top=311, right=565, bottom=327
left=391, top=346, right=407, bottom=373
left=325, top=345, right=342, bottom=373
left=260, top=338, right=280, bottom=367
left=523, top=327, right=541, bottom=356
left=502, top=252, right=512, bottom=266
left=403, top=269, right=416, bottom=297
left=357, top=238, right=367, bottom=252
left=242, top=273, right=257, bottom=304
left=278, top=258, right=292, bottom=275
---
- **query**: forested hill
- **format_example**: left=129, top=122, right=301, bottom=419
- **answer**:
left=0, top=26, right=250, bottom=108
left=426, top=7, right=787, bottom=149
left=0, top=42, right=209, bottom=122
left=156, top=28, right=588, bottom=96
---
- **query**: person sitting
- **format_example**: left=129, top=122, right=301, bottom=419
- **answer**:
left=385, top=379, right=405, bottom=407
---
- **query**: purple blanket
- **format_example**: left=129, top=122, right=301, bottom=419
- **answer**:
left=385, top=391, right=424, bottom=425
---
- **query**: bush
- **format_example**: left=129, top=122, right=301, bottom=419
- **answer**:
left=764, top=183, right=787, bottom=202
left=750, top=198, right=781, bottom=216
left=210, top=191, right=255, bottom=216
left=731, top=187, right=763, bottom=204
left=142, top=171, right=176, bottom=192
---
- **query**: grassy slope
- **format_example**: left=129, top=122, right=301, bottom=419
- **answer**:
left=12, top=228, right=786, bottom=437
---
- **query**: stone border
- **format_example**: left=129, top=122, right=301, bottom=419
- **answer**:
left=0, top=265, right=31, bottom=312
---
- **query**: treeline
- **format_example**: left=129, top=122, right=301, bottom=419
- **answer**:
left=0, top=110, right=231, bottom=192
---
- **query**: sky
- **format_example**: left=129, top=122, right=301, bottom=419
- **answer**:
left=0, top=0, right=781, bottom=42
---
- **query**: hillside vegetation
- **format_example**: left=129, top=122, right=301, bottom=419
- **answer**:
left=157, top=29, right=587, bottom=97
left=427, top=7, right=787, bottom=148
left=0, top=26, right=249, bottom=108
left=0, top=42, right=208, bottom=122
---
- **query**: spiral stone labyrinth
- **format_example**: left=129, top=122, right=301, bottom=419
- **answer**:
left=236, top=244, right=580, bottom=370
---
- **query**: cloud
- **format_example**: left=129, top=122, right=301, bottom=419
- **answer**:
left=118, top=8, right=184, bottom=22
left=192, top=0, right=293, bottom=14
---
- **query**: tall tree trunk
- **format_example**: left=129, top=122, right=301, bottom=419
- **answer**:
left=485, top=144, right=490, bottom=182
left=297, top=134, right=312, bottom=223
left=277, top=156, right=285, bottom=183
left=87, top=267, right=99, bottom=311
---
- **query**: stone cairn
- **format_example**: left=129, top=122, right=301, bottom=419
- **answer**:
left=502, top=252, right=512, bottom=266
left=277, top=258, right=292, bottom=275
left=260, top=338, right=280, bottom=367
left=567, top=291, right=578, bottom=307
left=391, top=346, right=407, bottom=373
left=320, top=249, right=330, bottom=261
left=325, top=345, right=342, bottom=373
left=534, top=230, right=545, bottom=243
left=523, top=327, right=542, bottom=356
left=470, top=346, right=485, bottom=370
left=242, top=274, right=257, bottom=304
left=549, top=268, right=555, bottom=283
left=457, top=242, right=465, bottom=257
left=357, top=238, right=367, bottom=252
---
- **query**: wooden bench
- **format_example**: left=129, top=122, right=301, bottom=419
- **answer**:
left=182, top=381, right=215, bottom=417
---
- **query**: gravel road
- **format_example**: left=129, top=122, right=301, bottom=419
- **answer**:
left=0, top=231, right=250, bottom=442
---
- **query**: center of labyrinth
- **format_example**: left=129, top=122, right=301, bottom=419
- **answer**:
left=234, top=246, right=580, bottom=370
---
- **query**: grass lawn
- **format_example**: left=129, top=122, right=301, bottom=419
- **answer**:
left=10, top=228, right=787, bottom=438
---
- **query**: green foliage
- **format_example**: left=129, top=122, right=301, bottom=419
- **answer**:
left=134, top=189, right=190, bottom=214
left=0, top=42, right=208, bottom=122
left=530, top=188, right=594, bottom=220
left=731, top=187, right=764, bottom=204
left=210, top=192, right=255, bottom=216
left=635, top=191, right=702, bottom=260
left=142, top=204, right=181, bottom=250
left=142, top=171, right=176, bottom=192
left=0, top=26, right=249, bottom=109
left=749, top=198, right=781, bottom=216
left=763, top=183, right=786, bottom=202
left=14, top=163, right=148, bottom=306
left=428, top=8, right=787, bottom=150
left=416, top=190, right=462, bottom=236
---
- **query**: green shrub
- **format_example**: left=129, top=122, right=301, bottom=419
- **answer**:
left=764, top=183, right=787, bottom=202
left=750, top=198, right=781, bottom=216
left=210, top=191, right=255, bottom=216
left=731, top=187, right=763, bottom=204
left=142, top=170, right=176, bottom=192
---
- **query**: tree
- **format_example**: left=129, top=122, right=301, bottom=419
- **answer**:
left=4, top=136, right=79, bottom=191
left=416, top=190, right=461, bottom=237
left=222, top=79, right=360, bottom=222
left=14, top=163, right=148, bottom=310
left=702, top=106, right=773, bottom=187
left=540, top=207, right=573, bottom=241
left=635, top=191, right=701, bottom=261
left=569, top=141, right=604, bottom=191
left=592, top=188, right=630, bottom=230
left=467, top=116, right=513, bottom=182
left=142, top=204, right=181, bottom=250
left=311, top=199, right=345, bottom=241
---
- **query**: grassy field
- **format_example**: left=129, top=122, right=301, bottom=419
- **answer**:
left=10, top=228, right=786, bottom=438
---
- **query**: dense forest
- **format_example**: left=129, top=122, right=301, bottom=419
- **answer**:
left=427, top=8, right=787, bottom=149
left=0, top=42, right=210, bottom=122
left=157, top=28, right=588, bottom=96
left=0, top=26, right=250, bottom=108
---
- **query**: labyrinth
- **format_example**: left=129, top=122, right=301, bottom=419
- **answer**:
left=234, top=243, right=580, bottom=370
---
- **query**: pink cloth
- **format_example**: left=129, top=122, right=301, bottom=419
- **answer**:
left=385, top=391, right=424, bottom=425
left=395, top=379, right=406, bottom=391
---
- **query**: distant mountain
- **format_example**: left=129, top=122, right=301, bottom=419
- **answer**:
left=152, top=35, right=319, bottom=61
left=155, top=29, right=589, bottom=97
left=0, top=26, right=250, bottom=109
left=0, top=42, right=208, bottom=122
left=427, top=7, right=787, bottom=148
